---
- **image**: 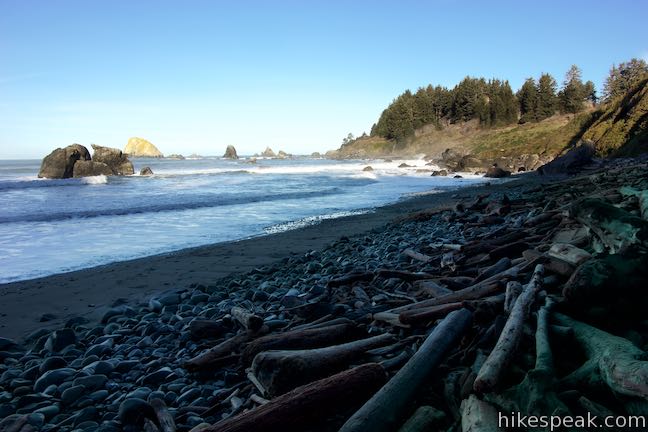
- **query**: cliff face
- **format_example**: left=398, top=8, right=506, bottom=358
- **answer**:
left=580, top=75, right=648, bottom=157
left=124, top=137, right=164, bottom=158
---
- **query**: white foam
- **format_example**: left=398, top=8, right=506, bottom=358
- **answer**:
left=80, top=175, right=108, bottom=185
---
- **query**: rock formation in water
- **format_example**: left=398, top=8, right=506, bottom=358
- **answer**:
left=261, top=147, right=276, bottom=157
left=124, top=137, right=163, bottom=158
left=38, top=144, right=91, bottom=178
left=72, top=160, right=113, bottom=177
left=223, top=145, right=238, bottom=159
left=91, top=145, right=135, bottom=175
left=166, top=154, right=185, bottom=160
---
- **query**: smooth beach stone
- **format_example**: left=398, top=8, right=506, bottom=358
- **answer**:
left=85, top=340, right=114, bottom=358
left=73, top=374, right=107, bottom=391
left=73, top=406, right=98, bottom=427
left=61, top=385, right=86, bottom=405
left=114, top=361, right=139, bottom=373
left=34, top=404, right=59, bottom=420
left=12, top=385, right=32, bottom=396
left=21, top=364, right=41, bottom=381
left=125, top=387, right=151, bottom=400
left=118, top=398, right=155, bottom=427
left=44, top=329, right=76, bottom=353
left=88, top=389, right=109, bottom=402
left=40, top=356, right=67, bottom=374
left=76, top=420, right=100, bottom=430
left=34, top=368, right=76, bottom=392
left=42, top=384, right=58, bottom=396
left=65, top=316, right=90, bottom=328
left=0, top=337, right=21, bottom=351
left=176, top=388, right=200, bottom=405
left=101, top=306, right=137, bottom=324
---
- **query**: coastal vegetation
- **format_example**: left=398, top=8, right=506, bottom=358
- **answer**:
left=335, top=58, right=648, bottom=160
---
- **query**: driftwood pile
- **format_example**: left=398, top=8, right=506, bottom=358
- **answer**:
left=180, top=163, right=648, bottom=432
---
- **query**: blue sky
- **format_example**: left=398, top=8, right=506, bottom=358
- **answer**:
left=1, top=0, right=646, bottom=158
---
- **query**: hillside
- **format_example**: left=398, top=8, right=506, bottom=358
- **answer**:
left=331, top=75, right=648, bottom=165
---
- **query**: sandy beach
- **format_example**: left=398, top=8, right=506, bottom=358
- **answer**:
left=0, top=176, right=533, bottom=341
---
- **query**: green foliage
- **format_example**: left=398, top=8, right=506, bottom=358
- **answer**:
left=517, top=78, right=538, bottom=123
left=536, top=73, right=558, bottom=120
left=558, top=65, right=589, bottom=114
left=602, top=58, right=648, bottom=102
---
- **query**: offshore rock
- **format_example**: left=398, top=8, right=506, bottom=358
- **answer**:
left=38, top=144, right=91, bottom=179
left=73, top=160, right=113, bottom=177
left=124, top=137, right=163, bottom=158
left=91, top=145, right=134, bottom=175
left=223, top=145, right=238, bottom=159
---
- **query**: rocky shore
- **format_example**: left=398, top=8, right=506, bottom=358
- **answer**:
left=2, top=159, right=648, bottom=431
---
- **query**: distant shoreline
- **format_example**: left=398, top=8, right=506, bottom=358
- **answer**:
left=0, top=173, right=537, bottom=341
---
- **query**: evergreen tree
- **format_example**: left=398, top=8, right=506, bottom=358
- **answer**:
left=536, top=73, right=558, bottom=120
left=559, top=65, right=586, bottom=113
left=583, top=80, right=597, bottom=104
left=602, top=58, right=648, bottom=101
left=517, top=78, right=538, bottom=123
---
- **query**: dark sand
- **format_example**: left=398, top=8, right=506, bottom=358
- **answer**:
left=0, top=176, right=539, bottom=341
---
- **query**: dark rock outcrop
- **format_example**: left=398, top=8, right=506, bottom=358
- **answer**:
left=140, top=167, right=154, bottom=176
left=362, top=166, right=374, bottom=172
left=484, top=164, right=511, bottom=178
left=72, top=160, right=113, bottom=177
left=223, top=145, right=238, bottom=159
left=431, top=170, right=448, bottom=176
left=91, top=145, right=134, bottom=175
left=38, top=144, right=91, bottom=179
left=439, top=149, right=485, bottom=171
left=277, top=150, right=291, bottom=159
left=537, top=141, right=596, bottom=175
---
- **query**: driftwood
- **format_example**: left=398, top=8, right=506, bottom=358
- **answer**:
left=475, top=257, right=511, bottom=282
left=150, top=398, right=176, bottom=432
left=377, top=269, right=435, bottom=281
left=503, top=281, right=522, bottom=314
left=231, top=306, right=264, bottom=332
left=188, top=319, right=228, bottom=339
left=474, top=264, right=544, bottom=393
left=338, top=308, right=472, bottom=432
left=402, top=248, right=432, bottom=263
left=251, top=333, right=394, bottom=396
left=397, top=406, right=445, bottom=432
left=398, top=302, right=463, bottom=326
left=546, top=243, right=591, bottom=266
left=460, top=394, right=503, bottom=432
left=202, top=363, right=387, bottom=432
left=554, top=312, right=648, bottom=398
left=570, top=198, right=648, bottom=253
left=184, top=328, right=267, bottom=372
left=241, top=322, right=355, bottom=364
left=413, top=279, right=453, bottom=297
left=327, top=272, right=374, bottom=288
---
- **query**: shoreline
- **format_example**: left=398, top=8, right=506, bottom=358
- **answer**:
left=0, top=174, right=538, bottom=341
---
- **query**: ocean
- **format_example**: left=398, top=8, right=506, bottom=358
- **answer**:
left=0, top=156, right=486, bottom=283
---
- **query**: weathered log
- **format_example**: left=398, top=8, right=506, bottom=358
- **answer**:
left=619, top=186, right=648, bottom=221
left=503, top=281, right=522, bottom=314
left=202, top=363, right=387, bottom=432
left=150, top=398, right=176, bottom=432
left=402, top=248, right=432, bottom=263
left=327, top=272, right=375, bottom=288
left=570, top=197, right=648, bottom=253
left=460, top=394, right=503, bottom=432
left=251, top=332, right=394, bottom=396
left=488, top=241, right=529, bottom=260
left=184, top=328, right=267, bottom=371
left=187, top=319, right=228, bottom=339
left=554, top=312, right=648, bottom=398
left=398, top=302, right=463, bottom=326
left=241, top=322, right=355, bottom=364
left=474, top=264, right=544, bottom=393
left=413, top=279, right=453, bottom=297
left=338, top=308, right=473, bottom=432
left=547, top=243, right=591, bottom=266
left=231, top=306, right=263, bottom=332
left=475, top=257, right=511, bottom=283
left=377, top=269, right=435, bottom=281
left=397, top=406, right=445, bottom=432
left=372, top=311, right=410, bottom=328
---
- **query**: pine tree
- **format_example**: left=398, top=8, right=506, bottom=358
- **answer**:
left=583, top=80, right=597, bottom=104
left=517, top=78, right=538, bottom=123
left=602, top=58, right=648, bottom=101
left=559, top=65, right=586, bottom=113
left=536, top=73, right=558, bottom=120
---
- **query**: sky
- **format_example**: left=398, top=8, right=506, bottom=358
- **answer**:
left=1, top=0, right=647, bottom=159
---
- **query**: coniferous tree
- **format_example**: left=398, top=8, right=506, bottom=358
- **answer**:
left=536, top=73, right=558, bottom=120
left=517, top=78, right=538, bottom=123
left=583, top=80, right=597, bottom=104
left=559, top=65, right=586, bottom=113
left=602, top=58, right=648, bottom=101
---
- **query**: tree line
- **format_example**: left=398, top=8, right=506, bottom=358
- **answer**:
left=367, top=59, right=647, bottom=143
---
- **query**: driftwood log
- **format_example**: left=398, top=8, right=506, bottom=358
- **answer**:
left=474, top=264, right=544, bottom=393
left=202, top=363, right=387, bottom=432
left=338, top=308, right=473, bottom=432
left=150, top=398, right=176, bottom=432
left=231, top=306, right=264, bottom=331
left=460, top=394, right=503, bottom=432
left=251, top=333, right=394, bottom=396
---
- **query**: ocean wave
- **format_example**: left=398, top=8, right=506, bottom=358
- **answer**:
left=0, top=188, right=345, bottom=224
left=263, top=209, right=373, bottom=234
left=0, top=175, right=108, bottom=191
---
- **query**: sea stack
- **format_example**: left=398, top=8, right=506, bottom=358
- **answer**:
left=261, top=147, right=276, bottom=157
left=91, top=144, right=135, bottom=175
left=38, top=144, right=91, bottom=178
left=124, top=137, right=164, bottom=158
left=223, top=145, right=238, bottom=159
